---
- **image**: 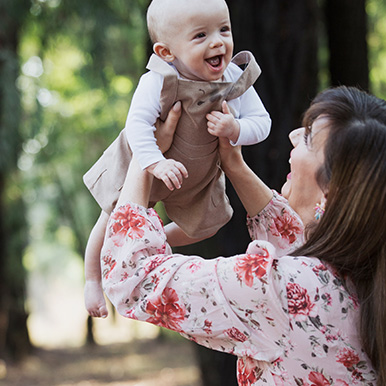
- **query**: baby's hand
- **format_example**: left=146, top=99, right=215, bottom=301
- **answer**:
left=206, top=101, right=240, bottom=143
left=147, top=159, right=188, bottom=191
left=84, top=280, right=108, bottom=318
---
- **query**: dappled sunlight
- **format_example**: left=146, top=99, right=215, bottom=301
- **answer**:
left=25, top=231, right=160, bottom=348
left=4, top=341, right=200, bottom=386
left=14, top=249, right=201, bottom=385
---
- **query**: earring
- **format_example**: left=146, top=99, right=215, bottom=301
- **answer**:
left=314, top=202, right=325, bottom=221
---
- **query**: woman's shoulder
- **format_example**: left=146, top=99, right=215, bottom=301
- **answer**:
left=239, top=240, right=323, bottom=289
left=241, top=237, right=358, bottom=314
left=277, top=254, right=330, bottom=278
left=277, top=254, right=356, bottom=306
left=245, top=240, right=326, bottom=278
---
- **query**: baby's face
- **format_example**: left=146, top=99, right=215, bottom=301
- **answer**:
left=163, top=0, right=233, bottom=82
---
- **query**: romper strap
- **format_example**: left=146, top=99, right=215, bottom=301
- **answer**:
left=146, top=54, right=179, bottom=121
left=225, top=51, right=262, bottom=101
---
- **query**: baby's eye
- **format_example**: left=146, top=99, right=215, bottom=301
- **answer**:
left=194, top=32, right=206, bottom=39
left=220, top=26, right=231, bottom=33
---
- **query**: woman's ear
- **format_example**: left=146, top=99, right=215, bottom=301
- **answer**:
left=322, top=189, right=328, bottom=204
left=320, top=192, right=328, bottom=211
left=153, top=43, right=175, bottom=62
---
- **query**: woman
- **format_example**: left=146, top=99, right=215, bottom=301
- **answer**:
left=99, top=87, right=386, bottom=385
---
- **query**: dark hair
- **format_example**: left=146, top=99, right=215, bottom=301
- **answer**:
left=293, top=86, right=386, bottom=385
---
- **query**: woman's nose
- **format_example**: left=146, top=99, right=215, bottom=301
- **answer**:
left=289, top=127, right=304, bottom=147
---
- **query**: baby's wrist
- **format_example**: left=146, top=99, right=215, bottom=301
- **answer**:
left=145, top=162, right=158, bottom=174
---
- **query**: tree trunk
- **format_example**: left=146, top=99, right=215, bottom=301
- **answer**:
left=325, top=0, right=369, bottom=90
left=228, top=0, right=319, bottom=190
left=0, top=0, right=32, bottom=361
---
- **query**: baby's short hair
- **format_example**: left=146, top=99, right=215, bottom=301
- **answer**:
left=147, top=0, right=229, bottom=44
left=147, top=0, right=173, bottom=44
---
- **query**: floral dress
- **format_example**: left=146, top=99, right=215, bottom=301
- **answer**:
left=101, top=192, right=377, bottom=385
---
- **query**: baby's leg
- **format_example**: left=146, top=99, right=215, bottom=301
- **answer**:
left=165, top=222, right=216, bottom=247
left=84, top=210, right=110, bottom=318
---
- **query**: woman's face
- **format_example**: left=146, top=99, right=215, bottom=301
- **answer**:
left=281, top=116, right=330, bottom=224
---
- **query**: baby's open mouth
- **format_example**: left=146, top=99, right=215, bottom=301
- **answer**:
left=206, top=55, right=222, bottom=67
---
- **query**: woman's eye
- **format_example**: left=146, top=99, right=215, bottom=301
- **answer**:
left=303, top=133, right=309, bottom=145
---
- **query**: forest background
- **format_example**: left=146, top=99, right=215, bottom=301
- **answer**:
left=0, top=0, right=385, bottom=385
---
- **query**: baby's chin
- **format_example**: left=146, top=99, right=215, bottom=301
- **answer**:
left=204, top=71, right=226, bottom=82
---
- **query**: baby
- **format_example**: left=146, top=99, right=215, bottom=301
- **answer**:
left=84, top=0, right=271, bottom=318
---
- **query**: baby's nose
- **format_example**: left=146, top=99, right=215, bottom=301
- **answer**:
left=210, top=35, right=223, bottom=48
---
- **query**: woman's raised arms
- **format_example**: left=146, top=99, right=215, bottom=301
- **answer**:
left=218, top=137, right=273, bottom=217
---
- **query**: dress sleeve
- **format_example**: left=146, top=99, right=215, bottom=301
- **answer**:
left=246, top=191, right=304, bottom=256
left=101, top=202, right=289, bottom=362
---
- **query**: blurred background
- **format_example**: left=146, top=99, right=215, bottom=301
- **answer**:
left=0, top=0, right=385, bottom=385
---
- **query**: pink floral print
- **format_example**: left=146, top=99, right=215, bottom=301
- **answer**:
left=101, top=251, right=116, bottom=280
left=145, top=287, right=186, bottom=331
left=226, top=327, right=248, bottom=342
left=234, top=250, right=270, bottom=287
left=247, top=191, right=304, bottom=254
left=109, top=204, right=146, bottom=246
left=287, top=282, right=318, bottom=322
left=101, top=195, right=377, bottom=385
left=336, top=348, right=360, bottom=369
left=308, top=370, right=330, bottom=385
left=272, top=211, right=303, bottom=245
left=237, top=357, right=262, bottom=385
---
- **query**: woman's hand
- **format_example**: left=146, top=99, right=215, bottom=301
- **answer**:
left=154, top=101, right=182, bottom=153
left=207, top=101, right=240, bottom=143
left=115, top=102, right=182, bottom=209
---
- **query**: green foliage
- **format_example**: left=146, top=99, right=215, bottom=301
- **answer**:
left=18, top=0, right=149, bottom=266
left=0, top=0, right=30, bottom=172
left=367, top=0, right=386, bottom=98
left=0, top=48, right=22, bottom=172
left=0, top=0, right=33, bottom=359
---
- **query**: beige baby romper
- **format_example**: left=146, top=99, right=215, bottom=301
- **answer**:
left=83, top=51, right=261, bottom=239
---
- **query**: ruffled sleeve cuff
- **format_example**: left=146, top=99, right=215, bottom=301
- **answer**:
left=246, top=191, right=304, bottom=256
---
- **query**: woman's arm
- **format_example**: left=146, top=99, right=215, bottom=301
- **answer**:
left=220, top=139, right=304, bottom=252
left=102, top=201, right=288, bottom=362
left=116, top=101, right=184, bottom=209
left=219, top=138, right=273, bottom=217
left=115, top=157, right=154, bottom=208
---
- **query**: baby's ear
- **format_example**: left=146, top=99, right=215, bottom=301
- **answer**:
left=153, top=42, right=175, bottom=62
